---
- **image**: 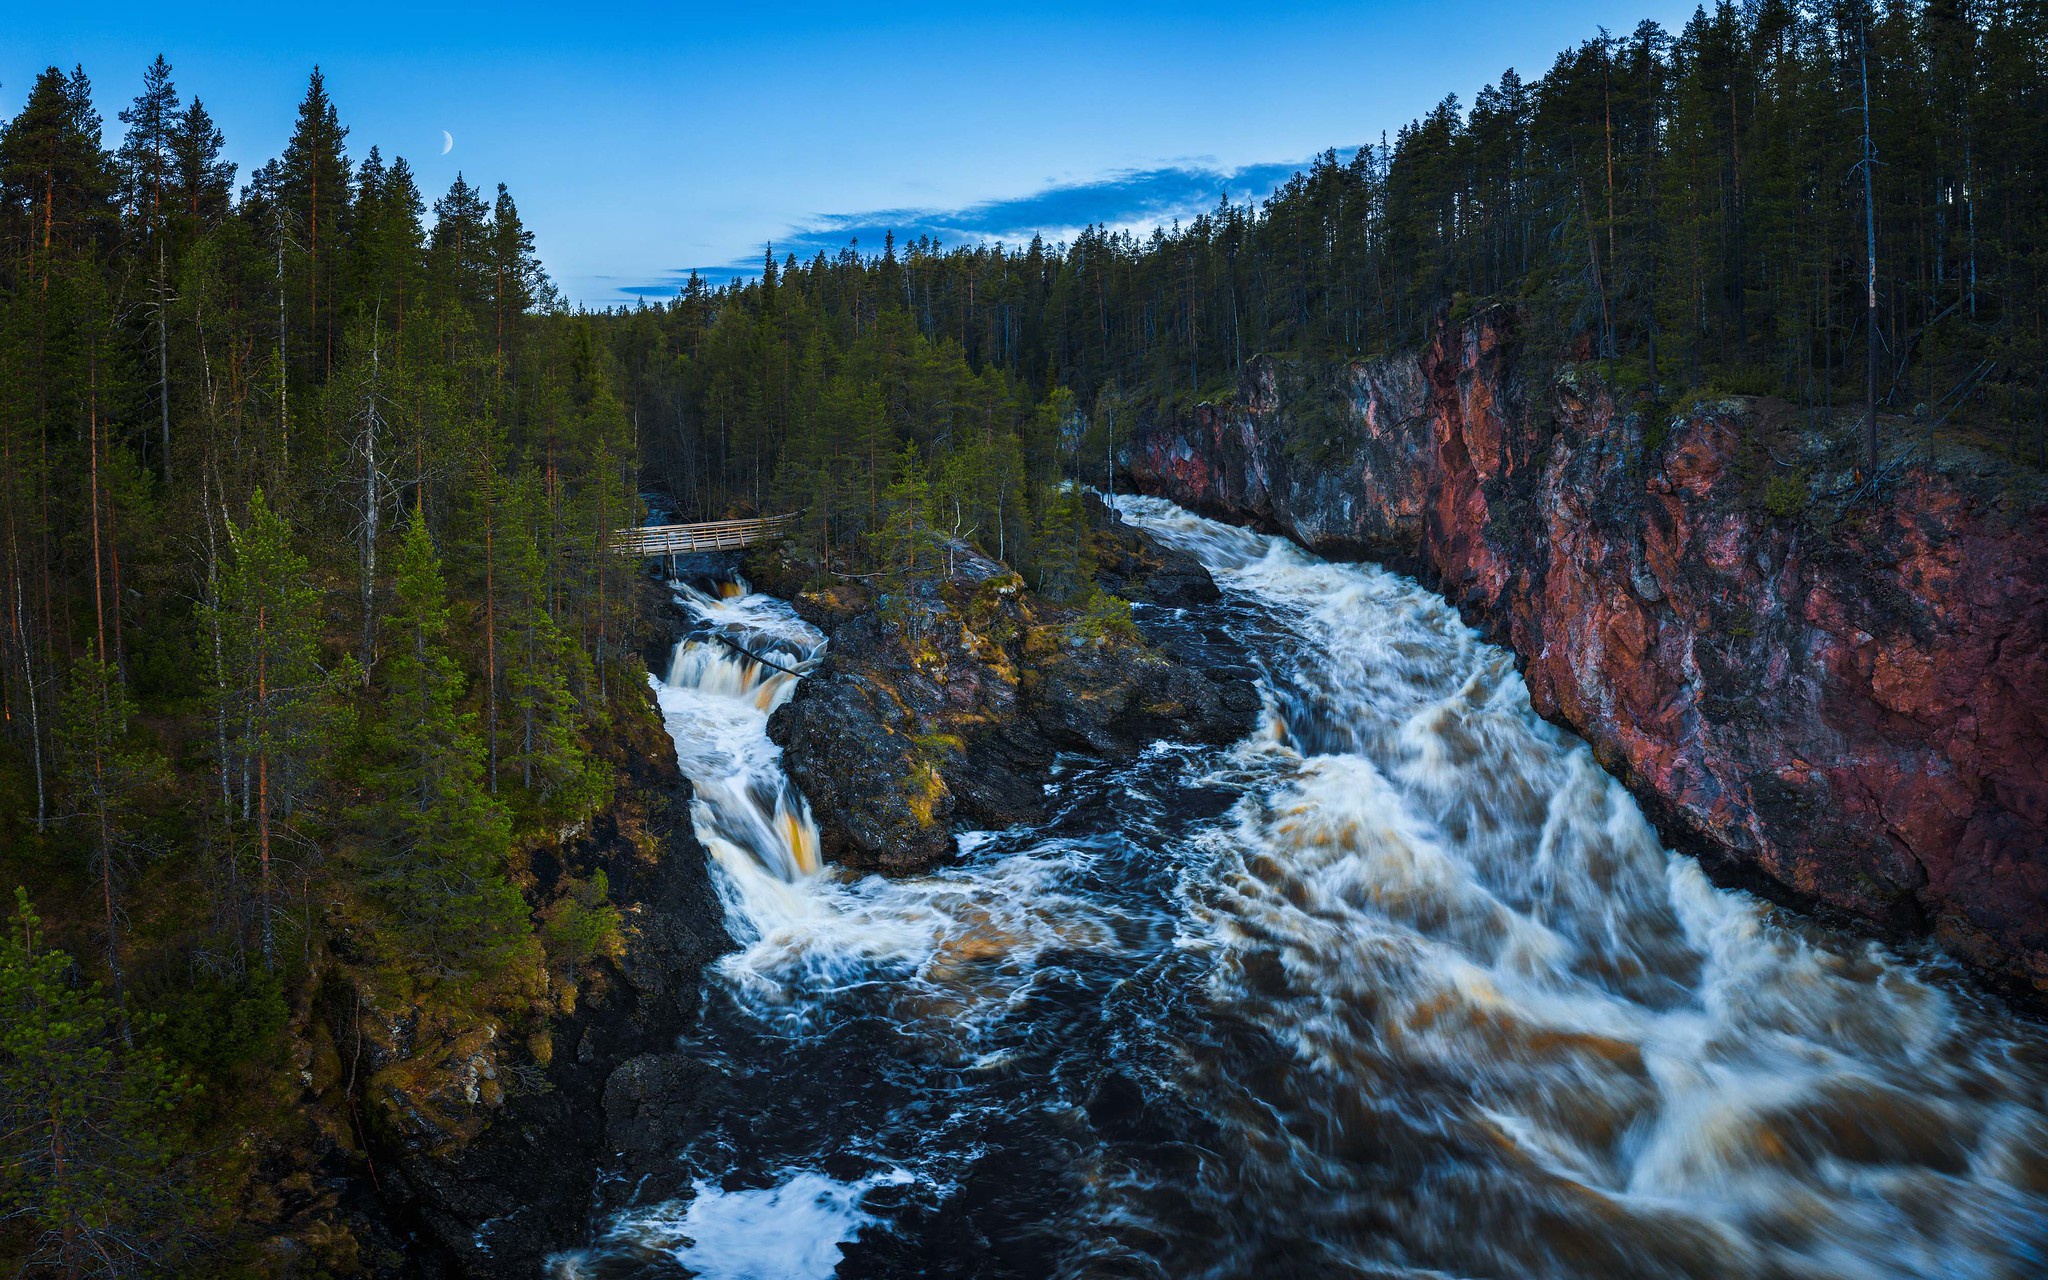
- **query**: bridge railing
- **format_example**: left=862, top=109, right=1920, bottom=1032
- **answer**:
left=608, top=513, right=800, bottom=557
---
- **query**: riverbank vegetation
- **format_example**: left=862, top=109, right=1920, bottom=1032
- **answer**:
left=0, top=61, right=640, bottom=1273
left=1, top=0, right=2042, bottom=1271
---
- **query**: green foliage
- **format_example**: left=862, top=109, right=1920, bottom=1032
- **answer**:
left=1028, top=485, right=1096, bottom=604
left=539, top=871, right=623, bottom=979
left=1763, top=471, right=1810, bottom=520
left=157, top=967, right=288, bottom=1081
left=54, top=656, right=169, bottom=851
left=0, top=57, right=643, bottom=1259
left=1706, top=365, right=1783, bottom=399
left=0, top=890, right=200, bottom=1274
left=601, top=0, right=2046, bottom=520
left=1278, top=364, right=1359, bottom=468
left=204, top=486, right=353, bottom=963
left=1, top=5, right=2045, bottom=1255
left=356, top=517, right=531, bottom=983
left=867, top=440, right=942, bottom=584
left=499, top=481, right=605, bottom=820
left=1072, top=590, right=1143, bottom=646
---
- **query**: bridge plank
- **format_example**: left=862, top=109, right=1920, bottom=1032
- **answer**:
left=607, top=513, right=799, bottom=556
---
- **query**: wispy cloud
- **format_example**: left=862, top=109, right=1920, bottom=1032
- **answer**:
left=609, top=154, right=1337, bottom=301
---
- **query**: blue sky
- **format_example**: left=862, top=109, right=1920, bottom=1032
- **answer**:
left=5, top=1, right=1704, bottom=307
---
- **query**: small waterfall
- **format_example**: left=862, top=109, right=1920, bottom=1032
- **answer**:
left=568, top=511, right=2048, bottom=1280
left=651, top=580, right=825, bottom=888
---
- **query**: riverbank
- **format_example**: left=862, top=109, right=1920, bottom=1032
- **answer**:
left=263, top=574, right=735, bottom=1278
left=1125, top=304, right=2048, bottom=1003
left=747, top=520, right=1259, bottom=876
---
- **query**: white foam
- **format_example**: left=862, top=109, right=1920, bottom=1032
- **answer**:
left=1113, top=491, right=2048, bottom=1277
left=566, top=1169, right=914, bottom=1280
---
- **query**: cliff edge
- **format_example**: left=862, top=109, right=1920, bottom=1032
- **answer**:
left=1127, top=305, right=2048, bottom=1000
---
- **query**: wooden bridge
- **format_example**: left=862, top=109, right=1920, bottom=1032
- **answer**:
left=609, top=513, right=799, bottom=557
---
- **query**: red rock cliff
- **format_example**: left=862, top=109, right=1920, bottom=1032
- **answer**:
left=1127, top=304, right=2048, bottom=999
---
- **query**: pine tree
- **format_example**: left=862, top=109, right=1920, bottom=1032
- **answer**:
left=167, top=95, right=233, bottom=225
left=206, top=488, right=347, bottom=967
left=1028, top=483, right=1095, bottom=604
left=53, top=657, right=167, bottom=1002
left=0, top=65, right=118, bottom=270
left=118, top=55, right=183, bottom=480
left=115, top=57, right=179, bottom=227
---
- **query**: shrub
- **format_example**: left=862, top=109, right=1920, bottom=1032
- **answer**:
left=1707, top=364, right=1782, bottom=398
left=540, top=872, right=624, bottom=980
left=1072, top=590, right=1143, bottom=645
left=1763, top=472, right=1808, bottom=519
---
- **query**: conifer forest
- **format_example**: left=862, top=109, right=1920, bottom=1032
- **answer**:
left=0, top=1, right=2045, bottom=1274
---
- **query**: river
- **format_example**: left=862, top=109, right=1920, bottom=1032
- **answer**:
left=553, top=495, right=2048, bottom=1280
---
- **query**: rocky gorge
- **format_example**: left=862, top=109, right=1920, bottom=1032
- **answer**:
left=343, top=312, right=2048, bottom=1275
left=752, top=521, right=1261, bottom=876
left=1124, top=303, right=2048, bottom=1001
left=270, top=576, right=736, bottom=1279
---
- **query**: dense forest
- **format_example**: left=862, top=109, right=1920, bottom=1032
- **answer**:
left=0, top=0, right=2043, bottom=1272
left=0, top=58, right=644, bottom=1273
left=609, top=0, right=2045, bottom=567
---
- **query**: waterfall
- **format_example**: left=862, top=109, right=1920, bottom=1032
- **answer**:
left=568, top=510, right=2048, bottom=1280
left=650, top=577, right=825, bottom=891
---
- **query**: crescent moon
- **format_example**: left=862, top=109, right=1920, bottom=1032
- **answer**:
left=441, top=130, right=454, bottom=155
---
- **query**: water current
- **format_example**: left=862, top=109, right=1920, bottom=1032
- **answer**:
left=554, top=497, right=2048, bottom=1280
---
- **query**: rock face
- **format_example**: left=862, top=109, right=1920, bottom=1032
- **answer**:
left=759, top=540, right=1259, bottom=874
left=1126, top=304, right=2048, bottom=1000
left=348, top=577, right=734, bottom=1277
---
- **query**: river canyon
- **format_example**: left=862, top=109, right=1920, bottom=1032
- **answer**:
left=550, top=496, right=2048, bottom=1280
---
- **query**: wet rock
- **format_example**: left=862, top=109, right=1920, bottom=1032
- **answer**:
left=355, top=668, right=734, bottom=1276
left=1126, top=302, right=2048, bottom=1001
left=599, top=1052, right=726, bottom=1208
left=1089, top=494, right=1221, bottom=608
left=764, top=541, right=1258, bottom=875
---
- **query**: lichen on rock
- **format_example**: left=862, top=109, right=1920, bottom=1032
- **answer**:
left=757, top=527, right=1259, bottom=874
left=1126, top=303, right=2048, bottom=1001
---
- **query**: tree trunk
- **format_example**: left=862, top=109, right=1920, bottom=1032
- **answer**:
left=1859, top=8, right=1881, bottom=483
left=257, top=602, right=273, bottom=968
left=157, top=241, right=173, bottom=483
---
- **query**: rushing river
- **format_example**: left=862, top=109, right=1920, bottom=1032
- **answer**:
left=557, top=497, right=2048, bottom=1280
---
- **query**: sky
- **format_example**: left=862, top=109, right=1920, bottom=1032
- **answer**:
left=4, top=1, right=1706, bottom=308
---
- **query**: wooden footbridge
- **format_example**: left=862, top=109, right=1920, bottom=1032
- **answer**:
left=609, top=513, right=799, bottom=557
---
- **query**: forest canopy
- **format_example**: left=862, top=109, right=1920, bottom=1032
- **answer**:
left=609, top=0, right=2044, bottom=554
left=0, top=0, right=2041, bottom=1270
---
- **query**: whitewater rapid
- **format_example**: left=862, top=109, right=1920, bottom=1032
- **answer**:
left=562, top=503, right=2048, bottom=1280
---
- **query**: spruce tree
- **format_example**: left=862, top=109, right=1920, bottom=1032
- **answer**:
left=277, top=67, right=351, bottom=382
left=501, top=485, right=599, bottom=814
left=207, top=488, right=346, bottom=967
left=360, top=514, right=528, bottom=980
left=0, top=891, right=195, bottom=1275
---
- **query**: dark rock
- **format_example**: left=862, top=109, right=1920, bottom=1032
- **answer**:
left=599, top=1053, right=727, bottom=1208
left=366, top=669, right=734, bottom=1276
left=768, top=544, right=1257, bottom=875
left=1125, top=302, right=2048, bottom=1002
left=1088, top=493, right=1221, bottom=608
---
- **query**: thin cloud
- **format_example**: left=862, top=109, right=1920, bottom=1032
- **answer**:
left=610, top=155, right=1335, bottom=302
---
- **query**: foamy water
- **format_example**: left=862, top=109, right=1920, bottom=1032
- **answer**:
left=559, top=508, right=2048, bottom=1279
